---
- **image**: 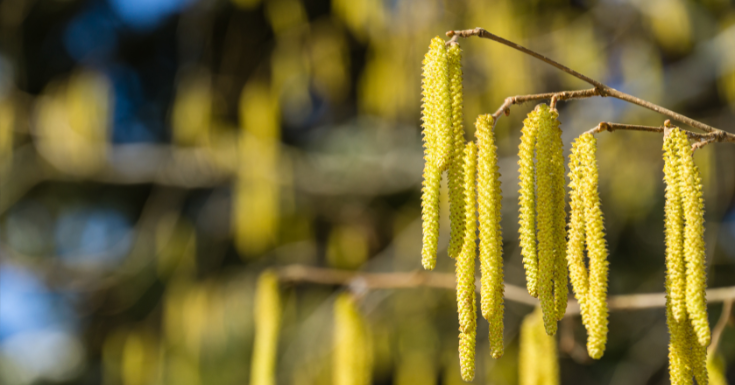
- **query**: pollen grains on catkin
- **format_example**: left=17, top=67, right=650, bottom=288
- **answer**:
left=475, top=114, right=504, bottom=358
left=675, top=129, right=709, bottom=348
left=566, top=133, right=609, bottom=359
left=333, top=293, right=372, bottom=385
left=518, top=108, right=539, bottom=298
left=663, top=130, right=687, bottom=324
left=533, top=104, right=566, bottom=336
left=456, top=141, right=477, bottom=381
left=519, top=307, right=559, bottom=385
left=420, top=36, right=452, bottom=271
left=250, top=270, right=281, bottom=385
left=447, top=43, right=466, bottom=260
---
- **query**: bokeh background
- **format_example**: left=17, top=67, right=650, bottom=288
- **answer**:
left=1, top=0, right=735, bottom=384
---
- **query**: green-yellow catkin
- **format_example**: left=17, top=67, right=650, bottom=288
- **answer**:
left=420, top=36, right=452, bottom=271
left=447, top=44, right=466, bottom=259
left=250, top=271, right=281, bottom=385
left=519, top=307, right=559, bottom=385
left=566, top=133, right=609, bottom=359
left=333, top=294, right=372, bottom=385
left=456, top=142, right=477, bottom=381
left=579, top=133, right=609, bottom=359
left=566, top=138, right=589, bottom=327
left=476, top=114, right=505, bottom=358
left=518, top=109, right=539, bottom=297
left=675, top=129, right=710, bottom=348
left=535, top=104, right=559, bottom=336
left=666, top=305, right=693, bottom=385
left=663, top=131, right=687, bottom=323
left=550, top=110, right=568, bottom=321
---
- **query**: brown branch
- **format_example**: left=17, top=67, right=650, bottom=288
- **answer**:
left=583, top=122, right=735, bottom=149
left=491, top=88, right=599, bottom=119
left=447, top=27, right=734, bottom=139
left=276, top=265, right=735, bottom=316
left=709, top=299, right=733, bottom=356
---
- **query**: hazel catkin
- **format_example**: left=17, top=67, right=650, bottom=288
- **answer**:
left=447, top=44, right=466, bottom=260
left=476, top=114, right=504, bottom=358
left=250, top=270, right=281, bottom=385
left=518, top=109, right=539, bottom=297
left=333, top=294, right=372, bottom=385
left=663, top=131, right=687, bottom=323
left=456, top=141, right=477, bottom=381
left=519, top=307, right=559, bottom=385
left=420, top=36, right=452, bottom=271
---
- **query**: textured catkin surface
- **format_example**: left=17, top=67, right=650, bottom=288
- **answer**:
left=447, top=44, right=466, bottom=260
left=456, top=141, right=477, bottom=381
left=475, top=114, right=504, bottom=358
left=550, top=109, right=568, bottom=321
left=535, top=105, right=558, bottom=336
left=579, top=134, right=609, bottom=359
left=333, top=294, right=372, bottom=385
left=675, top=129, right=710, bottom=348
left=518, top=109, right=539, bottom=297
left=250, top=271, right=281, bottom=385
left=663, top=132, right=687, bottom=323
left=420, top=36, right=451, bottom=271
left=566, top=138, right=589, bottom=326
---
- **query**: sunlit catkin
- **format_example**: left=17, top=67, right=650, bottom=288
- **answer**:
left=447, top=43, right=466, bottom=259
left=476, top=114, right=505, bottom=358
left=675, top=129, right=710, bottom=348
left=663, top=131, right=687, bottom=323
left=519, top=307, right=559, bottom=385
left=580, top=133, right=608, bottom=359
left=535, top=104, right=560, bottom=336
left=420, top=36, right=452, bottom=270
left=666, top=304, right=692, bottom=385
left=333, top=294, right=372, bottom=385
left=551, top=114, right=568, bottom=321
left=456, top=141, right=477, bottom=381
left=250, top=271, right=281, bottom=385
left=566, top=133, right=608, bottom=359
left=518, top=109, right=539, bottom=297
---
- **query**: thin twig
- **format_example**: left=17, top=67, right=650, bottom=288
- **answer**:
left=585, top=122, right=724, bottom=143
left=491, top=88, right=599, bottom=119
left=276, top=265, right=735, bottom=316
left=448, top=27, right=735, bottom=139
left=709, top=299, right=733, bottom=356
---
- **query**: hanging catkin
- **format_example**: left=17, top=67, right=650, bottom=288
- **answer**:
left=456, top=141, right=477, bottom=381
left=420, top=36, right=452, bottom=271
left=519, top=307, right=559, bottom=385
left=448, top=43, right=466, bottom=260
left=551, top=114, right=568, bottom=321
left=476, top=114, right=505, bottom=358
left=250, top=270, right=281, bottom=385
left=333, top=294, right=372, bottom=385
left=518, top=109, right=539, bottom=297
left=534, top=104, right=563, bottom=336
left=566, top=133, right=609, bottom=359
left=675, top=129, right=710, bottom=348
left=663, top=128, right=710, bottom=385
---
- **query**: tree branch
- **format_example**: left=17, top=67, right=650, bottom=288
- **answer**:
left=447, top=27, right=734, bottom=139
left=276, top=265, right=735, bottom=316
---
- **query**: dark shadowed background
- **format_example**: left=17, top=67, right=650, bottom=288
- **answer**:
left=1, top=0, right=735, bottom=384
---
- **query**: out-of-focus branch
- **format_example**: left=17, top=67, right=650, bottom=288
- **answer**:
left=709, top=299, right=733, bottom=355
left=276, top=265, right=735, bottom=316
left=447, top=27, right=735, bottom=140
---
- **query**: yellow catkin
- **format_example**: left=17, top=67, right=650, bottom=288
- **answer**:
left=476, top=114, right=505, bottom=359
left=535, top=104, right=559, bottom=336
left=420, top=36, right=452, bottom=271
left=687, top=320, right=708, bottom=385
left=675, top=129, right=710, bottom=348
left=333, top=294, right=372, bottom=385
left=519, top=307, right=559, bottom=385
left=566, top=137, right=589, bottom=327
left=250, top=271, right=281, bottom=385
left=518, top=109, right=539, bottom=298
left=579, top=133, right=609, bottom=359
left=666, top=305, right=693, bottom=385
left=550, top=109, right=568, bottom=321
left=447, top=44, right=466, bottom=259
left=456, top=141, right=477, bottom=381
left=663, top=131, right=687, bottom=323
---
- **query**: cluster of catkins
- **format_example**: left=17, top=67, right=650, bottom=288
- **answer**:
left=421, top=36, right=505, bottom=381
left=663, top=128, right=709, bottom=385
left=420, top=36, right=711, bottom=382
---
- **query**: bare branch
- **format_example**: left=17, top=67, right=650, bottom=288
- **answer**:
left=709, top=299, right=733, bottom=356
left=276, top=265, right=735, bottom=316
left=448, top=27, right=735, bottom=139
